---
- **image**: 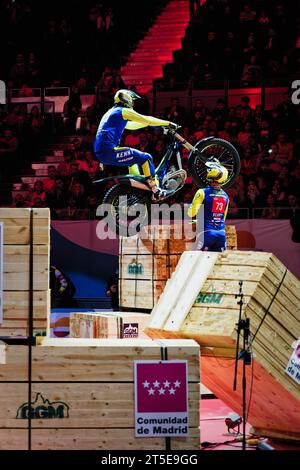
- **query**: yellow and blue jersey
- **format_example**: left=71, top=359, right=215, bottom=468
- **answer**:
left=188, top=187, right=229, bottom=231
left=93, top=105, right=170, bottom=177
left=94, top=105, right=169, bottom=152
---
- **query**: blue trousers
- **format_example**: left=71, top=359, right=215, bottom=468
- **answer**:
left=197, top=229, right=226, bottom=252
left=95, top=146, right=155, bottom=177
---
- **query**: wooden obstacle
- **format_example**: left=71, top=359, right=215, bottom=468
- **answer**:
left=146, top=250, right=300, bottom=441
left=0, top=338, right=200, bottom=450
left=119, top=224, right=237, bottom=310
left=0, top=209, right=50, bottom=337
left=70, top=311, right=150, bottom=338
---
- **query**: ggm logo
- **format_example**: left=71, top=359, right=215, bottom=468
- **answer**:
left=16, top=393, right=70, bottom=419
left=291, top=80, right=300, bottom=105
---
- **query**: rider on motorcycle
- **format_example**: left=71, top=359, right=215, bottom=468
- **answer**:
left=188, top=164, right=229, bottom=252
left=94, top=89, right=177, bottom=200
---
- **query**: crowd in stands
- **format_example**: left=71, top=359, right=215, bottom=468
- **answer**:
left=0, top=0, right=166, bottom=87
left=4, top=90, right=300, bottom=222
left=159, top=0, right=300, bottom=89
left=0, top=0, right=299, bottom=223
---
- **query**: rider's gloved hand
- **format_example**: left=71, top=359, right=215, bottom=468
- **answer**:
left=168, top=122, right=180, bottom=131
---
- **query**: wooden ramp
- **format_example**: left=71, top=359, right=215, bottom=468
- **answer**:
left=146, top=250, right=300, bottom=441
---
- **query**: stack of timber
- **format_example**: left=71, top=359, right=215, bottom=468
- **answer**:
left=70, top=311, right=150, bottom=338
left=146, top=250, right=300, bottom=441
left=0, top=338, right=200, bottom=450
left=0, top=208, right=50, bottom=337
left=119, top=224, right=237, bottom=310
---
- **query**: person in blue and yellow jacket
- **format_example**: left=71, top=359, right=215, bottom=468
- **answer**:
left=188, top=164, right=229, bottom=252
left=94, top=89, right=176, bottom=200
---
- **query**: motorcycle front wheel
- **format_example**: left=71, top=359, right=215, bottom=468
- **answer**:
left=188, top=137, right=241, bottom=189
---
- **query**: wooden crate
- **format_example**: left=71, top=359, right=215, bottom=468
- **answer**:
left=0, top=208, right=50, bottom=245
left=70, top=311, right=150, bottom=339
left=0, top=208, right=50, bottom=336
left=0, top=338, right=200, bottom=450
left=119, top=224, right=237, bottom=310
left=146, top=250, right=300, bottom=441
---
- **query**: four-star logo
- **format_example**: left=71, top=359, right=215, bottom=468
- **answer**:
left=142, top=378, right=182, bottom=397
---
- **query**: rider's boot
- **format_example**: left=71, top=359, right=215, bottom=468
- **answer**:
left=146, top=176, right=173, bottom=202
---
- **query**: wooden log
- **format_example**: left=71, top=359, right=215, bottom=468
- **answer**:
left=0, top=208, right=50, bottom=245
left=69, top=312, right=150, bottom=339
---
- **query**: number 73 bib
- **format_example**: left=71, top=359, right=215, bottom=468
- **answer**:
left=212, top=196, right=226, bottom=214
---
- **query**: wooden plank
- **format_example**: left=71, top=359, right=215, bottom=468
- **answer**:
left=251, top=427, right=300, bottom=442
left=3, top=271, right=48, bottom=291
left=0, top=208, right=50, bottom=246
left=4, top=246, right=48, bottom=276
left=30, top=338, right=200, bottom=383
left=30, top=427, right=200, bottom=450
left=180, top=308, right=239, bottom=348
left=214, top=250, right=271, bottom=267
left=0, top=346, right=28, bottom=381
left=164, top=252, right=219, bottom=332
left=0, top=208, right=49, bottom=219
left=253, top=284, right=300, bottom=330
left=69, top=312, right=150, bottom=339
left=0, top=382, right=200, bottom=429
left=119, top=279, right=165, bottom=309
left=0, top=429, right=28, bottom=450
left=149, top=252, right=204, bottom=330
left=2, top=291, right=49, bottom=321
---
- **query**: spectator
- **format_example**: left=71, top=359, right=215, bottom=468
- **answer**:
left=78, top=150, right=99, bottom=178
left=276, top=133, right=294, bottom=161
left=31, top=196, right=45, bottom=208
left=43, top=165, right=57, bottom=192
left=239, top=4, right=257, bottom=23
left=62, top=86, right=82, bottom=133
left=241, top=55, right=262, bottom=84
left=31, top=180, right=46, bottom=203
left=28, top=106, right=44, bottom=138
left=57, top=149, right=74, bottom=176
left=10, top=53, right=27, bottom=86
left=164, top=98, right=185, bottom=123
left=69, top=182, right=86, bottom=208
left=46, top=177, right=70, bottom=209
left=261, top=194, right=281, bottom=219
left=58, top=196, right=88, bottom=220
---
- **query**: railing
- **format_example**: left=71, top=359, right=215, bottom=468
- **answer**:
left=152, top=78, right=290, bottom=114
left=4, top=79, right=291, bottom=118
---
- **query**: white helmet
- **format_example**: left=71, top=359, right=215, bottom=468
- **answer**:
left=114, top=89, right=141, bottom=108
